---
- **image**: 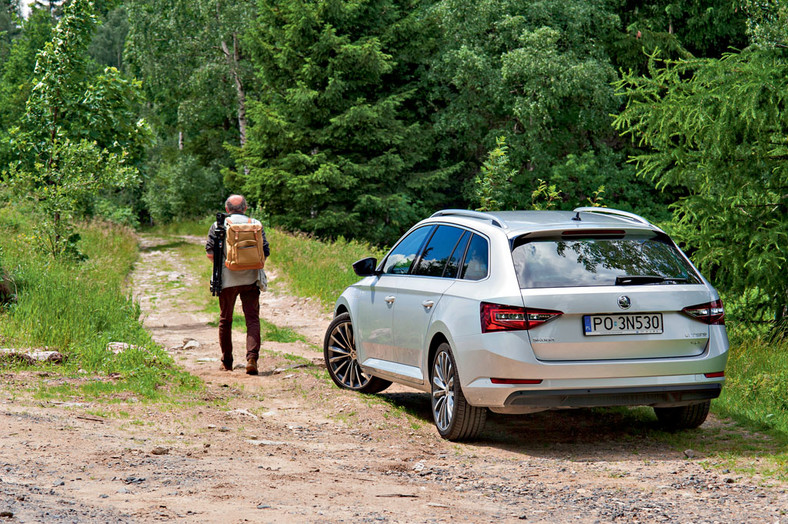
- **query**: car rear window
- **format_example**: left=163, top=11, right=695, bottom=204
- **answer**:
left=461, top=234, right=489, bottom=280
left=511, top=236, right=702, bottom=288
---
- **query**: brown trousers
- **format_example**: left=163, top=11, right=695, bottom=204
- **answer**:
left=218, top=283, right=260, bottom=366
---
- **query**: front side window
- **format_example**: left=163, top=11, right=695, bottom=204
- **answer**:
left=381, top=226, right=433, bottom=274
left=511, top=236, right=702, bottom=288
left=461, top=234, right=489, bottom=280
left=412, top=226, right=466, bottom=277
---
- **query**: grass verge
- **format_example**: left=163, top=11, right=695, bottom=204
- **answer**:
left=264, top=229, right=383, bottom=310
left=0, top=213, right=200, bottom=401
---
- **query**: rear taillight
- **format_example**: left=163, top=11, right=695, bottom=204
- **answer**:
left=480, top=302, right=562, bottom=333
left=682, top=299, right=725, bottom=325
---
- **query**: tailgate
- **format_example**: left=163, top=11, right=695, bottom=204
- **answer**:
left=522, top=286, right=711, bottom=361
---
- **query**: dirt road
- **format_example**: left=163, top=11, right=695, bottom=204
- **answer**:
left=1, top=234, right=787, bottom=523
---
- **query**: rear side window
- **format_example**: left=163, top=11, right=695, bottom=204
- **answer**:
left=412, top=226, right=466, bottom=277
left=444, top=231, right=470, bottom=279
left=461, top=234, right=489, bottom=280
left=512, top=236, right=702, bottom=288
left=382, top=226, right=432, bottom=274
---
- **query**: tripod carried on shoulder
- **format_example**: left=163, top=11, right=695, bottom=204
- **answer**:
left=209, top=212, right=228, bottom=296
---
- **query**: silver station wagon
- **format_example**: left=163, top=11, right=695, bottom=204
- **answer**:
left=323, top=208, right=729, bottom=440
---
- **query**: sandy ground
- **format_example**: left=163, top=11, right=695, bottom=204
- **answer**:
left=1, top=234, right=787, bottom=523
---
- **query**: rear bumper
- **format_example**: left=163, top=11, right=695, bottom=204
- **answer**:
left=504, top=383, right=721, bottom=409
left=452, top=327, right=729, bottom=408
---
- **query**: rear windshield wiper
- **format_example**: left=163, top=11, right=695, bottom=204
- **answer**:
left=615, top=275, right=688, bottom=286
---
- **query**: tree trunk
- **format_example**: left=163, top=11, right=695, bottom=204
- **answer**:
left=220, top=34, right=247, bottom=147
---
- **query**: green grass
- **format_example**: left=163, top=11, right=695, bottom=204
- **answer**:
left=266, top=228, right=383, bottom=310
left=261, top=318, right=307, bottom=343
left=715, top=333, right=788, bottom=435
left=0, top=213, right=200, bottom=402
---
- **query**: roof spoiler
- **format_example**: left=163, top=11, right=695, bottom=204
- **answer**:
left=571, top=207, right=651, bottom=225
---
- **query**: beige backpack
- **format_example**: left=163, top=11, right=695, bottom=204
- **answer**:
left=225, top=218, right=266, bottom=270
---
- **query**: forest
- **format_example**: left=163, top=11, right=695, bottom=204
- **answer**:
left=0, top=0, right=785, bottom=334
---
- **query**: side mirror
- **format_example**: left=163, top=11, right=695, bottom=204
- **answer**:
left=353, top=257, right=379, bottom=277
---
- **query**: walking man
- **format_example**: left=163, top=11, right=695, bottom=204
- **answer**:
left=206, top=195, right=270, bottom=375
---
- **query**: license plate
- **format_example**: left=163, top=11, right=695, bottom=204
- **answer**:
left=583, top=313, right=663, bottom=336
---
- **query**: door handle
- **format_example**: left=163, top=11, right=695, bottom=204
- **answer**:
left=422, top=300, right=435, bottom=310
left=385, top=296, right=396, bottom=304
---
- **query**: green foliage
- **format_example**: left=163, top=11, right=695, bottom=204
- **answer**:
left=0, top=9, right=53, bottom=138
left=21, top=0, right=97, bottom=157
left=741, top=0, right=788, bottom=48
left=607, top=0, right=748, bottom=74
left=548, top=148, right=672, bottom=221
left=2, top=0, right=147, bottom=256
left=7, top=140, right=138, bottom=257
left=143, top=153, right=224, bottom=222
left=88, top=5, right=128, bottom=70
left=235, top=0, right=443, bottom=244
left=125, top=0, right=258, bottom=223
left=613, top=41, right=788, bottom=332
left=0, top=0, right=22, bottom=65
left=429, top=0, right=621, bottom=194
left=473, top=136, right=517, bottom=212
left=530, top=179, right=560, bottom=210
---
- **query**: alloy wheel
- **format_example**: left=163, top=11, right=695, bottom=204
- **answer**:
left=432, top=349, right=455, bottom=432
left=326, top=318, right=372, bottom=389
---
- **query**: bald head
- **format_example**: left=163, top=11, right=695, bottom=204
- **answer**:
left=225, top=195, right=247, bottom=214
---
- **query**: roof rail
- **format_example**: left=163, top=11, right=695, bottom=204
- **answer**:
left=431, top=209, right=506, bottom=229
left=572, top=207, right=651, bottom=225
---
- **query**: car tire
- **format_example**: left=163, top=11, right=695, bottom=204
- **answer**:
left=430, top=342, right=486, bottom=441
left=323, top=313, right=391, bottom=393
left=653, top=400, right=710, bottom=430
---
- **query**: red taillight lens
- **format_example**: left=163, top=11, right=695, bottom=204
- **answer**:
left=480, top=302, right=562, bottom=333
left=682, top=299, right=725, bottom=325
left=704, top=371, right=725, bottom=379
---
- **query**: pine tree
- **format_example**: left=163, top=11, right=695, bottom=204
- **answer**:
left=613, top=5, right=788, bottom=334
left=235, top=0, right=444, bottom=244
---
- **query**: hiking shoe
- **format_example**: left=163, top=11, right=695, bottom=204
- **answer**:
left=246, top=358, right=258, bottom=375
left=219, top=361, right=233, bottom=371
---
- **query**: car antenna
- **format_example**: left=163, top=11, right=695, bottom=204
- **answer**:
left=572, top=211, right=581, bottom=221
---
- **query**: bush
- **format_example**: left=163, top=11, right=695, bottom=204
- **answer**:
left=143, top=153, right=224, bottom=223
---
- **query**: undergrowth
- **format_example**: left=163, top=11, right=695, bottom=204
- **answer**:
left=716, top=331, right=788, bottom=436
left=0, top=209, right=200, bottom=401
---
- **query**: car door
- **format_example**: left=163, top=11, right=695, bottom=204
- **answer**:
left=392, top=226, right=468, bottom=369
left=355, top=226, right=433, bottom=364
